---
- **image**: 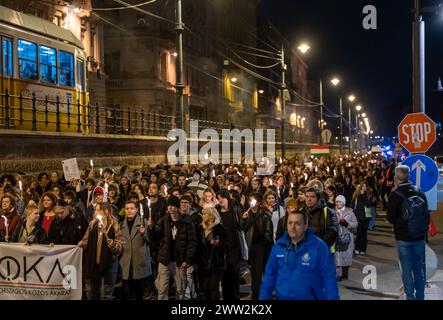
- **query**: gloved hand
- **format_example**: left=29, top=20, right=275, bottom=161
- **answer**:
left=339, top=219, right=348, bottom=227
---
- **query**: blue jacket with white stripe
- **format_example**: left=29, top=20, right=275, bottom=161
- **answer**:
left=259, top=228, right=340, bottom=300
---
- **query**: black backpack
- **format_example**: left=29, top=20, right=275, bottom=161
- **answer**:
left=394, top=187, right=430, bottom=239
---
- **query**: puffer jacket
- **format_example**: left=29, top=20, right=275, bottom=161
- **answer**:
left=148, top=214, right=197, bottom=267
left=259, top=228, right=339, bottom=300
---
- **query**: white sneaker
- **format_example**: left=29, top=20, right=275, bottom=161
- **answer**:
left=354, top=250, right=360, bottom=255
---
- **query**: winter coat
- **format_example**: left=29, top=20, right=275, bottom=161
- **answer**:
left=259, top=229, right=340, bottom=300
left=119, top=215, right=152, bottom=280
left=387, top=181, right=428, bottom=242
left=11, top=221, right=47, bottom=244
left=148, top=214, right=197, bottom=267
left=305, top=204, right=338, bottom=248
left=80, top=218, right=123, bottom=279
left=351, top=193, right=376, bottom=221
left=197, top=223, right=228, bottom=271
left=334, top=207, right=358, bottom=267
left=0, top=208, right=20, bottom=241
left=240, top=207, right=274, bottom=250
left=38, top=212, right=61, bottom=244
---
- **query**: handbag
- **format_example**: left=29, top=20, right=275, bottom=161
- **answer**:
left=234, top=208, right=249, bottom=261
left=364, top=206, right=373, bottom=219
left=336, top=226, right=351, bottom=251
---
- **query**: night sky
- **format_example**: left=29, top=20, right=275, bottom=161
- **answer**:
left=258, top=0, right=443, bottom=137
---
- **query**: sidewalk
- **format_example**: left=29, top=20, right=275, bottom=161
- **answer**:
left=339, top=204, right=443, bottom=300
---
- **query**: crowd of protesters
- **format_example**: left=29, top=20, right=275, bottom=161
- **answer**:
left=0, top=153, right=400, bottom=300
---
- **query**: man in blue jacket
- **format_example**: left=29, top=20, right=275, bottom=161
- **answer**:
left=259, top=210, right=339, bottom=300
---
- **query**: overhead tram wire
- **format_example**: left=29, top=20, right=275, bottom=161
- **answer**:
left=93, top=0, right=156, bottom=11
left=111, top=0, right=175, bottom=24
left=230, top=50, right=281, bottom=69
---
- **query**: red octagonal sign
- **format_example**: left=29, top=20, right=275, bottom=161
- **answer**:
left=398, top=113, right=436, bottom=154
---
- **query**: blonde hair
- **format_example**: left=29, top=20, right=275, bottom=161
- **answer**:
left=24, top=205, right=39, bottom=218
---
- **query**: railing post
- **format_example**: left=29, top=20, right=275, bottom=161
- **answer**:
left=32, top=92, right=37, bottom=131
left=44, top=96, right=49, bottom=127
left=113, top=104, right=117, bottom=134
left=19, top=91, right=24, bottom=126
left=67, top=99, right=71, bottom=128
left=134, top=109, right=138, bottom=135
left=141, top=109, right=145, bottom=135
left=56, top=96, right=61, bottom=132
left=77, top=99, right=81, bottom=133
left=87, top=103, right=91, bottom=130
left=95, top=103, right=100, bottom=134
left=4, top=89, right=10, bottom=129
left=127, top=107, right=131, bottom=135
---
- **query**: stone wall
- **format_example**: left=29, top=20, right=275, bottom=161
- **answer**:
left=0, top=130, right=340, bottom=175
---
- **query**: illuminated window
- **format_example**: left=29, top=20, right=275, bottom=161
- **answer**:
left=76, top=58, right=85, bottom=91
left=18, top=39, right=38, bottom=80
left=39, top=46, right=57, bottom=84
left=59, top=51, right=74, bottom=87
left=2, top=38, right=13, bottom=76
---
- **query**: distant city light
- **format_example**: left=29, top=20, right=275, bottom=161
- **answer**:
left=231, top=77, right=238, bottom=83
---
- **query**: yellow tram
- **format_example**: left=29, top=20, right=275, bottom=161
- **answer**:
left=0, top=5, right=89, bottom=133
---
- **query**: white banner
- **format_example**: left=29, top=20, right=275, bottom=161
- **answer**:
left=62, top=158, right=81, bottom=182
left=0, top=243, right=82, bottom=300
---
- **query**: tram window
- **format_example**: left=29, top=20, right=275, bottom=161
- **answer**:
left=2, top=38, right=13, bottom=76
left=76, top=58, right=85, bottom=91
left=39, top=46, right=57, bottom=84
left=59, top=50, right=74, bottom=87
left=18, top=39, right=38, bottom=80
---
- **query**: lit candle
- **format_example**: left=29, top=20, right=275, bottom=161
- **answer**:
left=100, top=168, right=103, bottom=176
left=2, top=215, right=9, bottom=239
left=304, top=173, right=308, bottom=181
left=140, top=203, right=144, bottom=227
left=291, top=183, right=294, bottom=188
left=164, top=185, right=168, bottom=195
left=250, top=198, right=257, bottom=208
left=147, top=198, right=152, bottom=220
left=279, top=157, right=282, bottom=164
left=212, top=169, right=215, bottom=177
left=96, top=214, right=109, bottom=241
left=90, top=159, right=94, bottom=168
left=104, top=183, right=109, bottom=202
left=19, top=181, right=23, bottom=192
left=270, top=179, right=273, bottom=186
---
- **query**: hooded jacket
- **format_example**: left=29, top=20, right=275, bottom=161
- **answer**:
left=259, top=229, right=339, bottom=300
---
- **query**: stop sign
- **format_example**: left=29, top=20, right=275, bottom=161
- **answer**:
left=398, top=113, right=436, bottom=153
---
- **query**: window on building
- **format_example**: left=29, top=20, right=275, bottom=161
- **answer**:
left=39, top=46, right=57, bottom=84
left=2, top=38, right=13, bottom=77
left=59, top=51, right=74, bottom=87
left=18, top=39, right=38, bottom=80
left=76, top=58, right=85, bottom=91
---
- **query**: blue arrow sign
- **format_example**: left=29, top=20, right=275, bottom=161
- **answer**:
left=402, top=155, right=439, bottom=193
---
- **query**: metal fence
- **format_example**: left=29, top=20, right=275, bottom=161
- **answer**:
left=0, top=89, right=319, bottom=144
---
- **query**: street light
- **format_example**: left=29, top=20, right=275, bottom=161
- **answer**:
left=297, top=43, right=311, bottom=54
left=362, top=113, right=367, bottom=118
left=355, top=105, right=362, bottom=112
left=331, top=78, right=341, bottom=86
left=348, top=95, right=356, bottom=102
left=258, top=89, right=264, bottom=94
left=231, top=77, right=238, bottom=83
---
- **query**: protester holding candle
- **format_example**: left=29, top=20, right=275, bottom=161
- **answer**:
left=78, top=202, right=122, bottom=300
left=119, top=200, right=152, bottom=300
left=0, top=195, right=21, bottom=242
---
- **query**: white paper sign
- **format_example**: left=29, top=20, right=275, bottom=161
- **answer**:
left=62, top=158, right=81, bottom=181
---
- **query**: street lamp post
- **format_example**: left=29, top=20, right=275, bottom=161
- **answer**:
left=339, top=97, right=343, bottom=154
left=347, top=95, right=355, bottom=155
left=319, top=80, right=324, bottom=130
left=280, top=45, right=287, bottom=160
left=413, top=0, right=426, bottom=113
left=175, top=0, right=185, bottom=130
